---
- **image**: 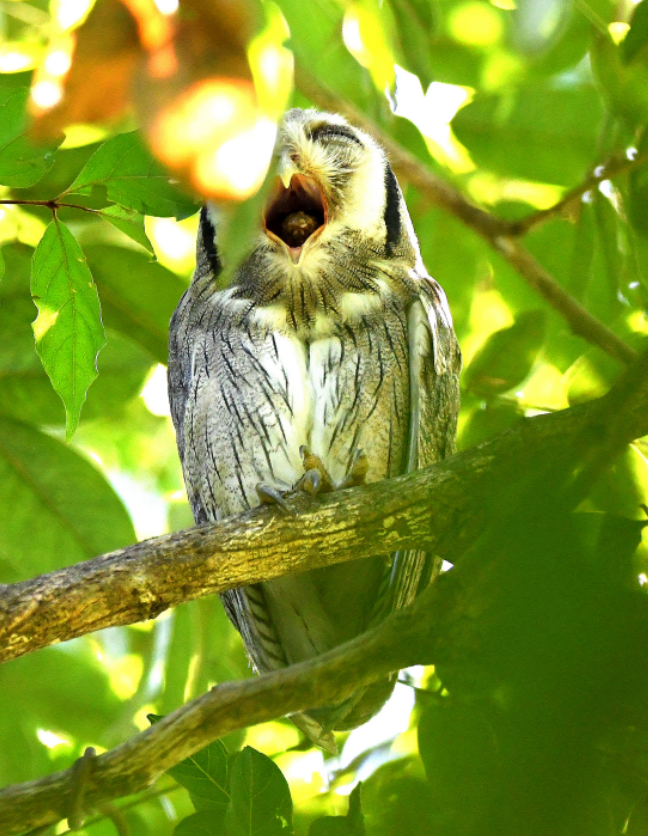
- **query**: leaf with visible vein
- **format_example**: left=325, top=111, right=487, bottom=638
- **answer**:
left=0, top=85, right=61, bottom=187
left=226, top=747, right=293, bottom=836
left=99, top=205, right=155, bottom=255
left=67, top=131, right=197, bottom=219
left=31, top=220, right=106, bottom=440
left=169, top=739, right=230, bottom=812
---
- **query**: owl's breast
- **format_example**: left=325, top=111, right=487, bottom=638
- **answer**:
left=306, top=313, right=410, bottom=487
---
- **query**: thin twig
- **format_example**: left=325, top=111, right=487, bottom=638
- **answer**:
left=507, top=148, right=648, bottom=236
left=0, top=198, right=101, bottom=215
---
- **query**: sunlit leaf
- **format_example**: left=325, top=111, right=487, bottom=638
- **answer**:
left=0, top=417, right=135, bottom=580
left=0, top=84, right=61, bottom=187
left=463, top=310, right=547, bottom=398
left=453, top=83, right=604, bottom=186
left=99, top=205, right=155, bottom=254
left=226, top=747, right=293, bottom=836
left=68, top=131, right=197, bottom=219
left=30, top=219, right=106, bottom=439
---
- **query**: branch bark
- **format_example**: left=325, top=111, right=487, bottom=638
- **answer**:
left=0, top=344, right=648, bottom=836
left=3, top=347, right=648, bottom=836
left=295, top=68, right=638, bottom=367
left=3, top=349, right=648, bottom=666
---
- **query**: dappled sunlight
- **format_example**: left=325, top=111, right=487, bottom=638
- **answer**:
left=146, top=215, right=197, bottom=273
left=393, top=66, right=474, bottom=173
left=150, top=79, right=277, bottom=200
left=141, top=364, right=171, bottom=418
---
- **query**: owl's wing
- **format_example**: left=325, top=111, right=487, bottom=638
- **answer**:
left=383, top=270, right=461, bottom=615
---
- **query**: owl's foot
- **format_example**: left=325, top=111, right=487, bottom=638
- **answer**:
left=256, top=483, right=291, bottom=515
left=342, top=448, right=369, bottom=488
left=298, top=446, right=334, bottom=498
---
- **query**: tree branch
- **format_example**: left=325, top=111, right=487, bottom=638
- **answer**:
left=3, top=348, right=648, bottom=666
left=295, top=68, right=638, bottom=367
left=506, top=148, right=648, bottom=236
left=3, top=347, right=648, bottom=835
left=0, top=587, right=440, bottom=835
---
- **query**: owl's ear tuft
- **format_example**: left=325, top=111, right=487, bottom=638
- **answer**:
left=384, top=163, right=402, bottom=256
left=197, top=204, right=222, bottom=278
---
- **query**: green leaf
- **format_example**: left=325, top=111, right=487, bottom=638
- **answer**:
left=98, top=205, right=155, bottom=255
left=84, top=244, right=189, bottom=364
left=463, top=310, right=547, bottom=398
left=168, top=739, right=230, bottom=813
left=308, top=784, right=365, bottom=835
left=0, top=84, right=61, bottom=188
left=623, top=0, right=648, bottom=63
left=68, top=131, right=198, bottom=219
left=0, top=283, right=153, bottom=425
left=591, top=32, right=648, bottom=127
left=30, top=219, right=106, bottom=440
left=174, top=811, right=226, bottom=836
left=0, top=247, right=4, bottom=281
left=226, top=747, right=293, bottom=836
left=279, top=0, right=380, bottom=112
left=0, top=417, right=135, bottom=580
left=418, top=702, right=500, bottom=825
left=452, top=83, right=604, bottom=186
left=388, top=0, right=436, bottom=87
left=459, top=400, right=524, bottom=449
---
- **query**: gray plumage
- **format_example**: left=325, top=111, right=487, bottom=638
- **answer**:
left=168, top=108, right=461, bottom=750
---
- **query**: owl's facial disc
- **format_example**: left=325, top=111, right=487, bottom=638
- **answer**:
left=264, top=174, right=327, bottom=262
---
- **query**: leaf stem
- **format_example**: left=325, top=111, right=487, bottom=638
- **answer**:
left=0, top=198, right=100, bottom=215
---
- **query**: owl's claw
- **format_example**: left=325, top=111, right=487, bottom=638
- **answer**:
left=301, top=468, right=322, bottom=497
left=298, top=446, right=334, bottom=495
left=342, top=448, right=369, bottom=488
left=256, top=483, right=291, bottom=515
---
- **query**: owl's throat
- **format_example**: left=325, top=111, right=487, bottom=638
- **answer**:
left=264, top=173, right=326, bottom=260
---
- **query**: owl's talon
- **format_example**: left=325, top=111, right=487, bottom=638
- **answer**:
left=301, top=468, right=322, bottom=497
left=256, top=483, right=291, bottom=514
left=343, top=448, right=369, bottom=488
left=300, top=446, right=334, bottom=493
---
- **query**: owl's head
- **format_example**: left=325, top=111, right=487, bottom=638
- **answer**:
left=262, top=108, right=419, bottom=267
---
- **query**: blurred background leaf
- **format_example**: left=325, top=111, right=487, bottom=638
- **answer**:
left=1, top=0, right=648, bottom=833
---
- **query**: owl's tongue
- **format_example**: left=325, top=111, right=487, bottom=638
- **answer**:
left=264, top=174, right=326, bottom=253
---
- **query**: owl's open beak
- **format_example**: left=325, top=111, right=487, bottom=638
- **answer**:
left=263, top=173, right=327, bottom=263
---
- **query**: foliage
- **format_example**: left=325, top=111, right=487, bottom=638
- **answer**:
left=2, top=0, right=648, bottom=834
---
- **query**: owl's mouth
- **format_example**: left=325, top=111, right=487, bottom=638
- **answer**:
left=264, top=174, right=327, bottom=260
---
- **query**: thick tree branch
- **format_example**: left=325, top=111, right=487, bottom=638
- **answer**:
left=3, top=348, right=648, bottom=835
left=2, top=349, right=648, bottom=665
left=0, top=352, right=648, bottom=836
left=295, top=68, right=638, bottom=366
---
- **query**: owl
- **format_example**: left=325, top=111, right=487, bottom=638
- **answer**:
left=168, top=108, right=461, bottom=751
